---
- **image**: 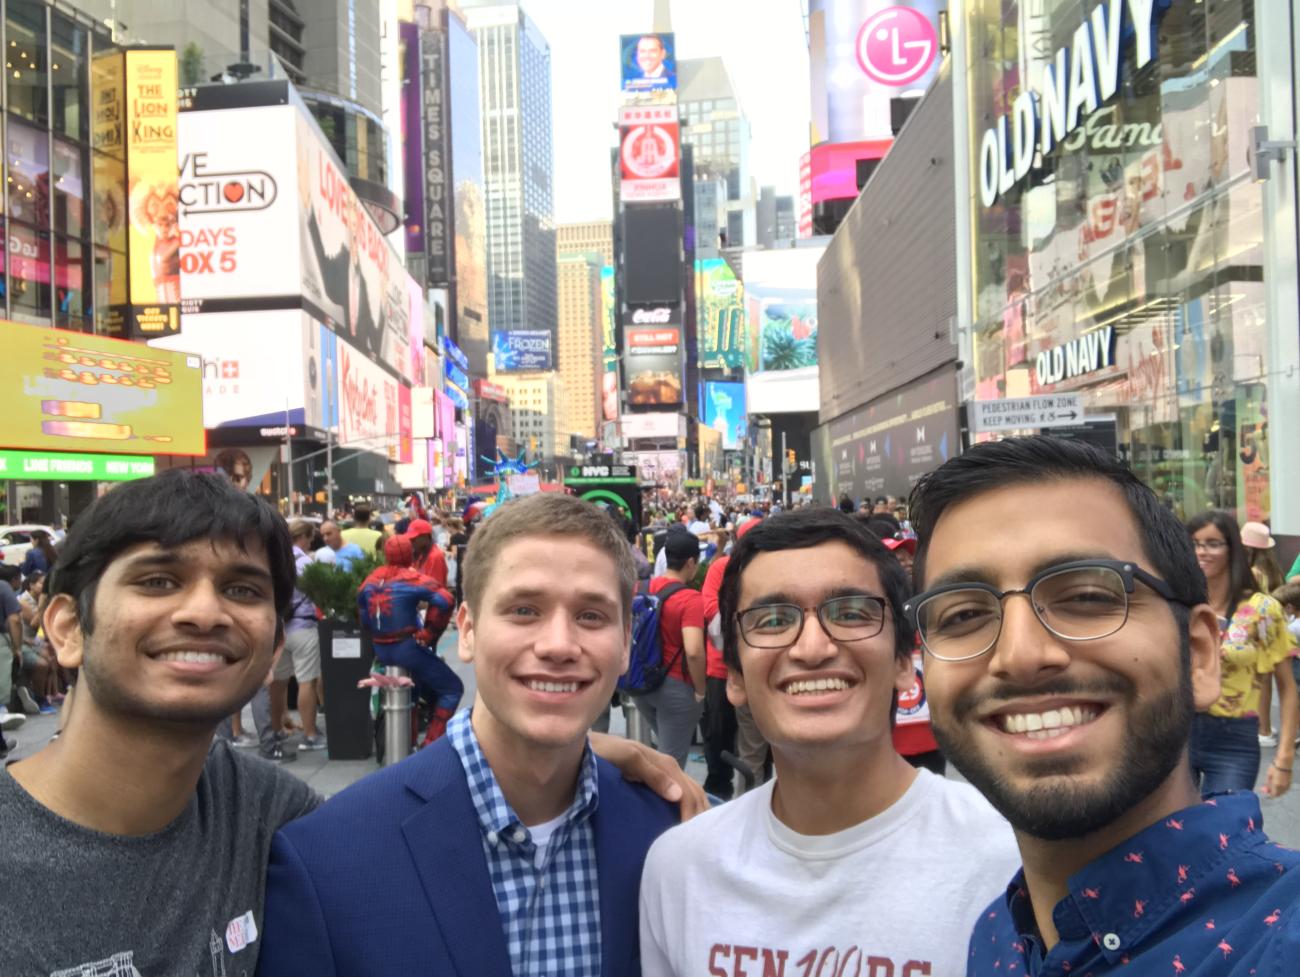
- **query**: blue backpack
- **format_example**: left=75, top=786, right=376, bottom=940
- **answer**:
left=619, top=581, right=688, bottom=696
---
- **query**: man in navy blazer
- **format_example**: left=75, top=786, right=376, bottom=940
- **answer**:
left=258, top=493, right=678, bottom=976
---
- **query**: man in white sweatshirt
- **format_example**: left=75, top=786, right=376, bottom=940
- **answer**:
left=638, top=507, right=1020, bottom=977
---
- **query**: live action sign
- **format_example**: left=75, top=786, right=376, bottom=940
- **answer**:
left=971, top=394, right=1085, bottom=433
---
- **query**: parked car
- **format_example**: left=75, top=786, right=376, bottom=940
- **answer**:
left=0, top=525, right=59, bottom=567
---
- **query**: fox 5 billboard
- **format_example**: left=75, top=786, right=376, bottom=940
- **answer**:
left=619, top=106, right=680, bottom=203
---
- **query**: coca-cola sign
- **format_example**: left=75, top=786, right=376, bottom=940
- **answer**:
left=339, top=341, right=401, bottom=448
left=630, top=307, right=674, bottom=325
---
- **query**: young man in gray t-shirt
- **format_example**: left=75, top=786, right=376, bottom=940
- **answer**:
left=0, top=471, right=317, bottom=975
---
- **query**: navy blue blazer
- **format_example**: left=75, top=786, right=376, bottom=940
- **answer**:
left=256, top=736, right=677, bottom=976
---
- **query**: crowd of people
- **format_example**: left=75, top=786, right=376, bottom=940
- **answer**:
left=2, top=437, right=1300, bottom=975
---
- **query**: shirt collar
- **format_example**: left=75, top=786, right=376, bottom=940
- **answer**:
left=447, top=709, right=600, bottom=850
left=1001, top=792, right=1268, bottom=966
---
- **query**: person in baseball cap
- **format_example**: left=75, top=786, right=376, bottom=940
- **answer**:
left=404, top=518, right=448, bottom=587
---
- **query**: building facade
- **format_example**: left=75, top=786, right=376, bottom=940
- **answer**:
left=958, top=0, right=1297, bottom=528
left=556, top=219, right=613, bottom=266
left=464, top=2, right=556, bottom=349
left=678, top=56, right=752, bottom=248
left=555, top=252, right=603, bottom=440
left=493, top=369, right=567, bottom=464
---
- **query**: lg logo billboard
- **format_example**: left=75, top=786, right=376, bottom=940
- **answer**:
left=855, top=6, right=937, bottom=88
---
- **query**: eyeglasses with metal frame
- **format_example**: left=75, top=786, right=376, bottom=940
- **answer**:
left=735, top=594, right=890, bottom=650
left=903, top=559, right=1191, bottom=663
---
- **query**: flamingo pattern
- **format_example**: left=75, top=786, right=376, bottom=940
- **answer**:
left=966, top=793, right=1300, bottom=975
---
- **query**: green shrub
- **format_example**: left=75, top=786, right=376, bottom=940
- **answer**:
left=298, top=552, right=382, bottom=623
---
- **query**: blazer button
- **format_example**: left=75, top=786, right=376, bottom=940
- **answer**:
left=1102, top=933, right=1121, bottom=951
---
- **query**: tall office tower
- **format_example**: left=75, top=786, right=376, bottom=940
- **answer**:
left=555, top=253, right=604, bottom=440
left=677, top=57, right=753, bottom=249
left=463, top=2, right=557, bottom=350
left=556, top=221, right=614, bottom=266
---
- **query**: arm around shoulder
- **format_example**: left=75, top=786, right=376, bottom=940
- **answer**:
left=256, top=830, right=338, bottom=977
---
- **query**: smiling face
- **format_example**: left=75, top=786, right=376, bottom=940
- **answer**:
left=458, top=535, right=630, bottom=756
left=920, top=479, right=1220, bottom=840
left=1191, top=523, right=1229, bottom=585
left=636, top=36, right=666, bottom=74
left=727, top=541, right=912, bottom=757
left=45, top=538, right=282, bottom=728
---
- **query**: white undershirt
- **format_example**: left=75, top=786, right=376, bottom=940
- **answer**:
left=525, top=812, right=567, bottom=869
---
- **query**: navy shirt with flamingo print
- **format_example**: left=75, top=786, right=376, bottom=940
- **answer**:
left=968, top=792, right=1300, bottom=976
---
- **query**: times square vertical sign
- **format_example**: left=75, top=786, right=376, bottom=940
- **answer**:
left=421, top=26, right=451, bottom=285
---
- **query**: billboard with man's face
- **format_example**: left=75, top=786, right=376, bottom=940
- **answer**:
left=620, top=33, right=676, bottom=93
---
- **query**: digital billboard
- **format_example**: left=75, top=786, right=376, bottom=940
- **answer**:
left=400, top=20, right=427, bottom=259
left=696, top=258, right=745, bottom=369
left=0, top=450, right=156, bottom=482
left=620, top=32, right=676, bottom=93
left=808, top=1, right=942, bottom=145
left=619, top=105, right=680, bottom=203
left=703, top=381, right=747, bottom=450
left=491, top=330, right=553, bottom=372
left=449, top=12, right=489, bottom=373
left=743, top=245, right=826, bottom=414
left=93, top=49, right=181, bottom=339
left=624, top=324, right=683, bottom=407
left=622, top=205, right=682, bottom=304
left=339, top=337, right=410, bottom=455
left=418, top=22, right=451, bottom=284
left=4, top=320, right=204, bottom=456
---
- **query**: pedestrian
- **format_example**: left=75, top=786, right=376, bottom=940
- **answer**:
left=19, top=529, right=58, bottom=580
left=258, top=493, right=692, bottom=975
left=15, top=571, right=59, bottom=714
left=267, top=520, right=326, bottom=752
left=637, top=528, right=707, bottom=769
left=1241, top=521, right=1288, bottom=743
left=404, top=517, right=449, bottom=587
left=640, top=509, right=1019, bottom=976
left=1186, top=510, right=1297, bottom=791
left=910, top=435, right=1300, bottom=974
left=341, top=504, right=383, bottom=556
left=0, top=564, right=30, bottom=743
left=316, top=519, right=366, bottom=571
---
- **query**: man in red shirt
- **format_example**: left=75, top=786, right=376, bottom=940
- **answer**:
left=404, top=518, right=448, bottom=588
left=880, top=535, right=944, bottom=773
left=638, top=529, right=706, bottom=769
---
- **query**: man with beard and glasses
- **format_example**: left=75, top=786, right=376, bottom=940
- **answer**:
left=908, top=435, right=1300, bottom=976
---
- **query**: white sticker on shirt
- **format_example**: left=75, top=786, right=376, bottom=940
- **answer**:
left=225, top=910, right=259, bottom=954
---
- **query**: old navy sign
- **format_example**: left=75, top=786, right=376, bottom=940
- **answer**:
left=978, top=0, right=1169, bottom=208
left=1035, top=326, right=1115, bottom=386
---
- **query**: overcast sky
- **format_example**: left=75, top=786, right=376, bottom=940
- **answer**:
left=519, top=0, right=811, bottom=225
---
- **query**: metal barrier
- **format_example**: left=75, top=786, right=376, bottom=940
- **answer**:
left=621, top=693, right=655, bottom=746
left=382, top=666, right=413, bottom=767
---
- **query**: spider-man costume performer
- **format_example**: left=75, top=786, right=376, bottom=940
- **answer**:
left=358, top=535, right=461, bottom=745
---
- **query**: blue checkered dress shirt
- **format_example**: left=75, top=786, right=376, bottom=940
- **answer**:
left=447, top=710, right=602, bottom=977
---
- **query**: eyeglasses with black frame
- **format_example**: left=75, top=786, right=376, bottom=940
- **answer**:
left=903, top=559, right=1189, bottom=663
left=736, top=594, right=890, bottom=650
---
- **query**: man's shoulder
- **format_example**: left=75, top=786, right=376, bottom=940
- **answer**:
left=912, top=772, right=1019, bottom=850
left=644, top=782, right=768, bottom=872
left=593, top=756, right=678, bottom=833
left=204, top=740, right=323, bottom=830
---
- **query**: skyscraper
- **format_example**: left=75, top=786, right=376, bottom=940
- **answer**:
left=463, top=2, right=557, bottom=350
left=678, top=57, right=753, bottom=248
left=555, top=252, right=604, bottom=440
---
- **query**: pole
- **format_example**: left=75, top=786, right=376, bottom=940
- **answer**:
left=781, top=431, right=790, bottom=508
left=382, top=666, right=413, bottom=766
left=326, top=433, right=334, bottom=517
left=284, top=401, right=294, bottom=516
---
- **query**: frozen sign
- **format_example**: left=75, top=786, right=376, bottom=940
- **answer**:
left=978, top=0, right=1168, bottom=208
left=855, top=7, right=937, bottom=88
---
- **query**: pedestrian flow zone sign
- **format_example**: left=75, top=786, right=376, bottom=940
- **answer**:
left=971, top=394, right=1085, bottom=433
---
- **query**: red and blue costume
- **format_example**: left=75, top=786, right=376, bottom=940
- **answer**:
left=358, top=536, right=461, bottom=744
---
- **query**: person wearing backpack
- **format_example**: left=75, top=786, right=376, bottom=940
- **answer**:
left=636, top=528, right=706, bottom=769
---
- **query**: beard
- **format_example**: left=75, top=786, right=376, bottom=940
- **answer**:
left=931, top=650, right=1194, bottom=841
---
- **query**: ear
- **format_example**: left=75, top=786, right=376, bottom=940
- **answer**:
left=44, top=593, right=86, bottom=670
left=725, top=664, right=747, bottom=709
left=1186, top=603, right=1222, bottom=712
left=456, top=602, right=475, bottom=664
left=893, top=651, right=916, bottom=694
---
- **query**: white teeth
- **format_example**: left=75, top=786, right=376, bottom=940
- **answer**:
left=156, top=651, right=226, bottom=664
left=527, top=680, right=579, bottom=693
left=783, top=677, right=850, bottom=695
left=999, top=706, right=1099, bottom=736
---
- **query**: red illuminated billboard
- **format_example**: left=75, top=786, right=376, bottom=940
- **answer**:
left=619, top=105, right=680, bottom=203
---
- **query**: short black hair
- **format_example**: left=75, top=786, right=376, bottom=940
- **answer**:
left=48, top=469, right=296, bottom=632
left=719, top=508, right=913, bottom=672
left=352, top=505, right=372, bottom=524
left=0, top=564, right=19, bottom=587
left=909, top=436, right=1207, bottom=607
left=1186, top=510, right=1257, bottom=610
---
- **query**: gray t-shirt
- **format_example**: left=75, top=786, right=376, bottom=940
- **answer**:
left=0, top=739, right=322, bottom=976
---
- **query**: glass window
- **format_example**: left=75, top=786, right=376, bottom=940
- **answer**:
left=6, top=0, right=49, bottom=126
left=52, top=138, right=83, bottom=237
left=50, top=12, right=87, bottom=142
left=55, top=235, right=85, bottom=330
left=8, top=117, right=49, bottom=227
left=9, top=222, right=51, bottom=322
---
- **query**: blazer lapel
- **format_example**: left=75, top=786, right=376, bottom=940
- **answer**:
left=400, top=741, right=513, bottom=977
left=593, top=761, right=641, bottom=977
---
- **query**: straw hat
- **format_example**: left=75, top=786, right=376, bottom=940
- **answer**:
left=1240, top=521, right=1276, bottom=550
